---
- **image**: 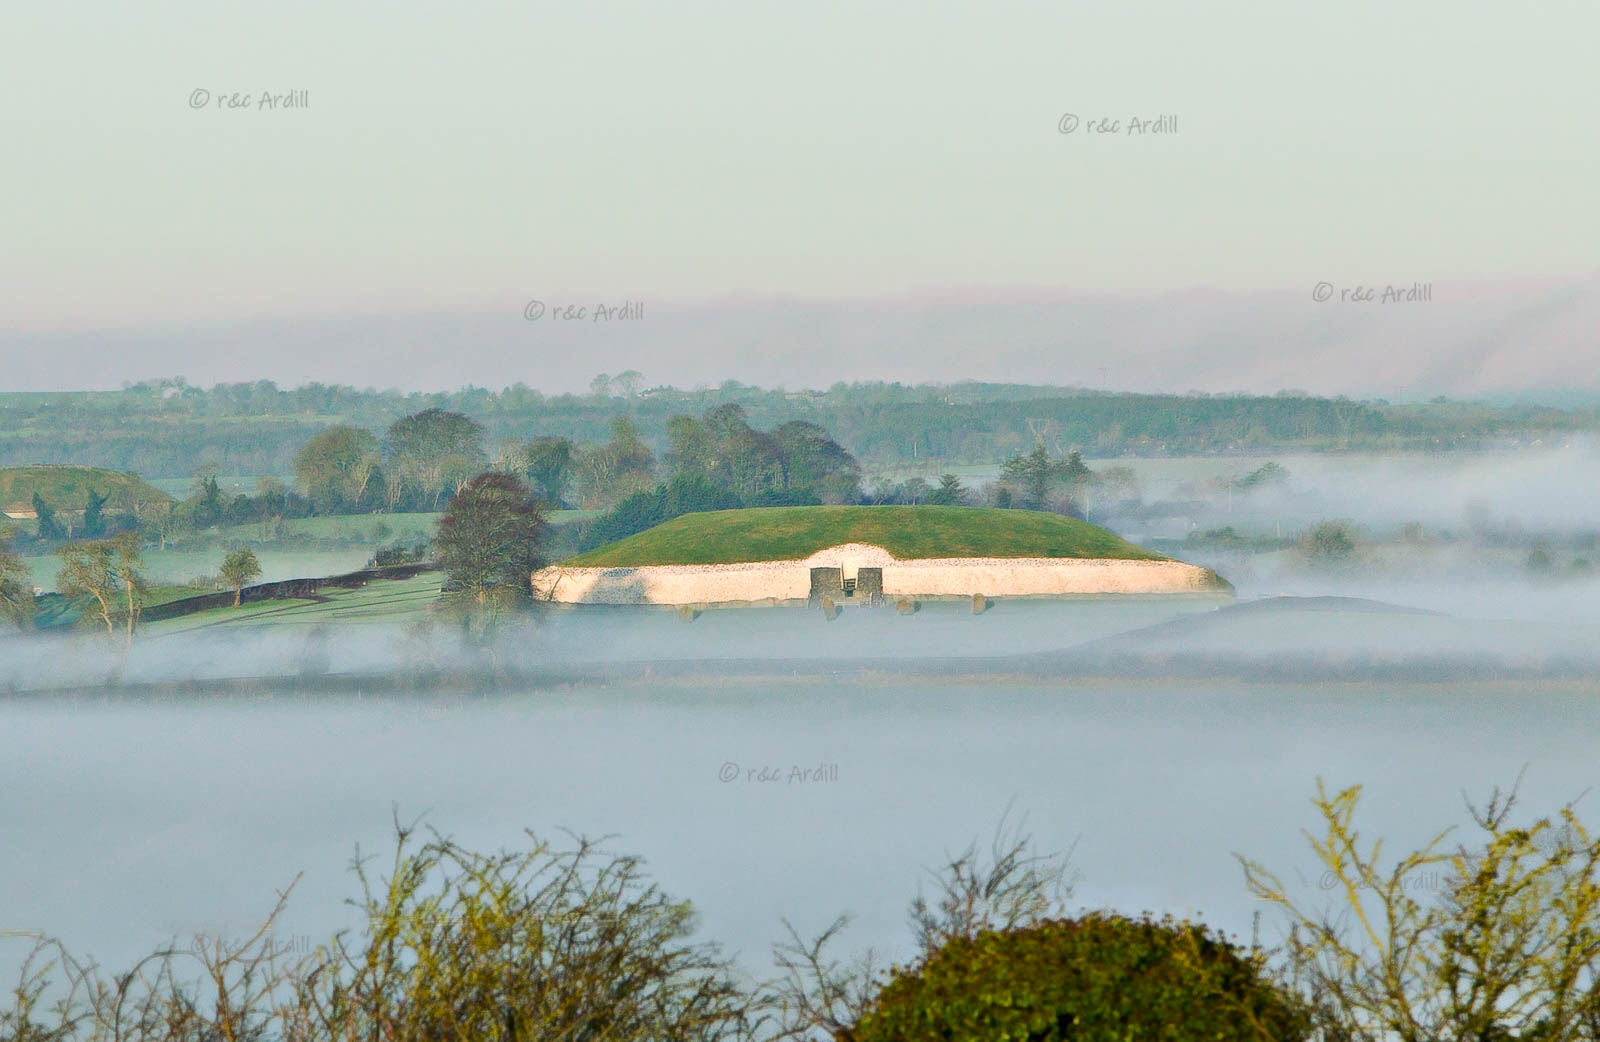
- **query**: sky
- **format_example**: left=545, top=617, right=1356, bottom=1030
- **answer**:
left=2, top=1, right=1597, bottom=393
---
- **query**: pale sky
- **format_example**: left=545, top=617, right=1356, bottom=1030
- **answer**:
left=2, top=1, right=1597, bottom=390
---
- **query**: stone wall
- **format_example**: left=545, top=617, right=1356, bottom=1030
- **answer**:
left=856, top=567, right=885, bottom=606
left=881, top=557, right=1216, bottom=597
left=533, top=545, right=1223, bottom=606
left=534, top=561, right=814, bottom=606
left=808, top=566, right=843, bottom=608
left=142, top=564, right=439, bottom=622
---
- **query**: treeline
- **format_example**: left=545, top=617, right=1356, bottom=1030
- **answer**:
left=4, top=377, right=1595, bottom=476
left=2, top=397, right=1179, bottom=563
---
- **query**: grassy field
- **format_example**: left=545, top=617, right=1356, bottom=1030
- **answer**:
left=566, top=506, right=1171, bottom=566
left=19, top=548, right=380, bottom=592
left=15, top=509, right=597, bottom=591
left=1, top=465, right=170, bottom=514
left=145, top=572, right=442, bottom=636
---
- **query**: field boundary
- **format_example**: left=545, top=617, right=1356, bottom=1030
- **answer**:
left=139, top=563, right=439, bottom=622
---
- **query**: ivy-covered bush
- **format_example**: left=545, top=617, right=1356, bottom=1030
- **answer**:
left=849, top=912, right=1310, bottom=1042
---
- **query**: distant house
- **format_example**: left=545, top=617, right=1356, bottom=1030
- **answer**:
left=2, top=504, right=37, bottom=520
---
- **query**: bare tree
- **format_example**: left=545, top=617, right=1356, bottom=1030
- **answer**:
left=55, top=532, right=147, bottom=645
left=0, top=527, right=35, bottom=631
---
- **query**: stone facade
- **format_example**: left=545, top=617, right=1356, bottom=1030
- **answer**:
left=532, top=544, right=1224, bottom=606
left=808, top=566, right=843, bottom=608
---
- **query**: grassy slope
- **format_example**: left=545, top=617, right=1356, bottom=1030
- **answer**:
left=146, top=573, right=442, bottom=635
left=27, top=573, right=440, bottom=635
left=567, top=506, right=1171, bottom=567
left=0, top=465, right=171, bottom=512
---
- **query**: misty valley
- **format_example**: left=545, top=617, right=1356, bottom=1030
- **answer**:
left=7, top=6, right=1600, bottom=1031
left=2, top=396, right=1598, bottom=1039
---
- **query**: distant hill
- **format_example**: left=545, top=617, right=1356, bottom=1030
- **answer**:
left=6, top=275, right=1598, bottom=399
left=566, top=505, right=1170, bottom=566
left=0, top=465, right=171, bottom=517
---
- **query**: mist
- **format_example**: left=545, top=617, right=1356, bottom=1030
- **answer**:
left=4, top=678, right=1597, bottom=993
left=4, top=450, right=1599, bottom=1007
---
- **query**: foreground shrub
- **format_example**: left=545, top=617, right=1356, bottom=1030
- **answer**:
left=847, top=913, right=1310, bottom=1042
left=298, top=822, right=754, bottom=1041
left=1244, top=779, right=1600, bottom=1041
left=2, top=822, right=754, bottom=1042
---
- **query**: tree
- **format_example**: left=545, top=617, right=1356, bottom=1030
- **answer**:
left=577, top=475, right=743, bottom=552
left=140, top=498, right=190, bottom=551
left=188, top=472, right=225, bottom=529
left=521, top=436, right=576, bottom=506
left=1243, top=779, right=1600, bottom=1042
left=55, top=532, right=147, bottom=644
left=219, top=548, right=262, bottom=606
left=927, top=474, right=967, bottom=506
left=1236, top=461, right=1289, bottom=490
left=293, top=426, right=381, bottom=514
left=665, top=415, right=715, bottom=477
left=613, top=369, right=643, bottom=397
left=383, top=410, right=487, bottom=510
left=253, top=477, right=290, bottom=525
left=0, top=528, right=35, bottom=631
left=434, top=472, right=546, bottom=637
left=32, top=492, right=65, bottom=542
left=571, top=418, right=657, bottom=509
left=770, top=420, right=861, bottom=501
left=899, top=477, right=932, bottom=504
left=1302, top=520, right=1357, bottom=565
left=1061, top=449, right=1091, bottom=484
left=719, top=427, right=784, bottom=498
left=604, top=417, right=655, bottom=480
left=999, top=445, right=1091, bottom=511
left=701, top=402, right=751, bottom=441
left=82, top=488, right=109, bottom=538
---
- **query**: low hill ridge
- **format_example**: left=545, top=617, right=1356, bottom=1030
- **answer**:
left=0, top=465, right=171, bottom=515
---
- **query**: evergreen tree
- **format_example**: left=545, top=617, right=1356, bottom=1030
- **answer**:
left=32, top=492, right=66, bottom=541
left=83, top=488, right=109, bottom=538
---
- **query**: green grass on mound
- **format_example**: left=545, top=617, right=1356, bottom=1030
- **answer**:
left=565, top=506, right=1172, bottom=567
left=1, top=465, right=171, bottom=514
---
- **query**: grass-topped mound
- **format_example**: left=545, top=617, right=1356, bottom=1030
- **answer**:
left=0, top=465, right=171, bottom=513
left=565, top=506, right=1170, bottom=567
